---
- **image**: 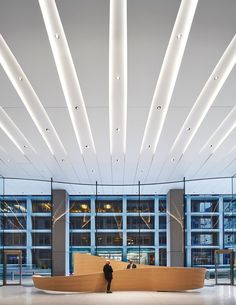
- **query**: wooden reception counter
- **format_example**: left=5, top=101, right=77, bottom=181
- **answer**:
left=33, top=253, right=205, bottom=292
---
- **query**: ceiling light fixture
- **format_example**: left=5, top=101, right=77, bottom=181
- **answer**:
left=140, top=0, right=198, bottom=155
left=200, top=105, right=236, bottom=155
left=170, top=34, right=236, bottom=156
left=39, top=0, right=96, bottom=155
left=0, top=106, right=33, bottom=155
left=109, top=0, right=127, bottom=157
left=0, top=34, right=66, bottom=156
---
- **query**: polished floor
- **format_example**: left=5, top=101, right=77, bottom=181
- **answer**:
left=0, top=285, right=235, bottom=305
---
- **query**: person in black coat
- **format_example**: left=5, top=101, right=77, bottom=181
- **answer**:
left=126, top=260, right=137, bottom=269
left=103, top=260, right=113, bottom=293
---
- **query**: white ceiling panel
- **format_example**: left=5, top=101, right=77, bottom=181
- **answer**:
left=0, top=0, right=235, bottom=194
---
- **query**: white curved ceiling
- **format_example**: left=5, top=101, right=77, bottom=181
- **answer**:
left=0, top=0, right=236, bottom=195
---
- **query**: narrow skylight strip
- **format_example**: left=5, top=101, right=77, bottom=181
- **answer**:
left=109, top=0, right=127, bottom=156
left=0, top=106, right=35, bottom=154
left=200, top=105, right=236, bottom=155
left=140, top=0, right=198, bottom=154
left=39, top=0, right=96, bottom=155
left=0, top=34, right=66, bottom=156
left=171, top=34, right=236, bottom=156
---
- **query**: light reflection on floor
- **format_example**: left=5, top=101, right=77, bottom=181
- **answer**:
left=0, top=285, right=235, bottom=305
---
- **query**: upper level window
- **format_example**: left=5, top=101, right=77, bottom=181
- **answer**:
left=224, top=199, right=236, bottom=213
left=2, top=200, right=26, bottom=213
left=96, top=200, right=122, bottom=213
left=32, top=216, right=51, bottom=230
left=159, top=200, right=166, bottom=213
left=191, top=199, right=219, bottom=213
left=70, top=200, right=90, bottom=213
left=127, top=200, right=154, bottom=213
left=32, top=200, right=51, bottom=213
left=3, top=217, right=26, bottom=230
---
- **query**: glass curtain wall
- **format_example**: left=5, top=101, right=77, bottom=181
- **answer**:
left=0, top=177, right=3, bottom=286
left=0, top=178, right=51, bottom=284
left=233, top=175, right=236, bottom=283
left=185, top=177, right=235, bottom=283
left=1, top=175, right=236, bottom=284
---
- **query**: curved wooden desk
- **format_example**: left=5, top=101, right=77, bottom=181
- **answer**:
left=33, top=253, right=205, bottom=292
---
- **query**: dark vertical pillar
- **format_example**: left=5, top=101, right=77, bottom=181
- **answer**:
left=167, top=189, right=184, bottom=267
left=52, top=189, right=69, bottom=276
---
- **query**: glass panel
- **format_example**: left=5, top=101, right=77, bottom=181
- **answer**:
left=4, top=252, right=23, bottom=285
left=70, top=200, right=90, bottom=213
left=32, top=200, right=52, bottom=213
left=191, top=249, right=216, bottom=266
left=97, top=249, right=123, bottom=261
left=4, top=233, right=26, bottom=246
left=96, top=199, right=122, bottom=213
left=0, top=177, right=3, bottom=286
left=191, top=216, right=219, bottom=229
left=127, top=232, right=154, bottom=246
left=159, top=199, right=166, bottom=212
left=96, top=232, right=122, bottom=246
left=32, top=249, right=51, bottom=272
left=127, top=199, right=154, bottom=213
left=32, top=233, right=51, bottom=246
left=185, top=177, right=232, bottom=280
left=70, top=233, right=91, bottom=246
left=159, top=216, right=166, bottom=229
left=70, top=216, right=91, bottom=229
left=233, top=176, right=236, bottom=285
left=127, top=216, right=154, bottom=229
left=159, top=248, right=167, bottom=266
left=127, top=248, right=155, bottom=265
left=191, top=199, right=219, bottom=213
left=3, top=217, right=26, bottom=230
left=159, top=232, right=167, bottom=245
left=96, top=216, right=122, bottom=229
left=32, top=216, right=51, bottom=230
left=3, top=178, right=52, bottom=284
left=191, top=232, right=218, bottom=246
left=215, top=251, right=234, bottom=285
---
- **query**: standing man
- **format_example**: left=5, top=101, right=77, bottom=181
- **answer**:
left=126, top=260, right=137, bottom=269
left=103, top=260, right=113, bottom=293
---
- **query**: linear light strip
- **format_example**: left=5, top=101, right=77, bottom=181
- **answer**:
left=109, top=0, right=127, bottom=156
left=140, top=0, right=198, bottom=154
left=0, top=34, right=66, bottom=156
left=200, top=105, right=236, bottom=155
left=0, top=106, right=36, bottom=154
left=170, top=34, right=236, bottom=156
left=39, top=0, right=96, bottom=155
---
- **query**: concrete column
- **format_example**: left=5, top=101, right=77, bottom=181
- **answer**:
left=186, top=196, right=192, bottom=266
left=26, top=198, right=32, bottom=267
left=219, top=196, right=224, bottom=265
left=52, top=189, right=69, bottom=276
left=167, top=189, right=184, bottom=267
left=122, top=197, right=127, bottom=261
left=154, top=196, right=159, bottom=266
left=90, top=197, right=96, bottom=255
